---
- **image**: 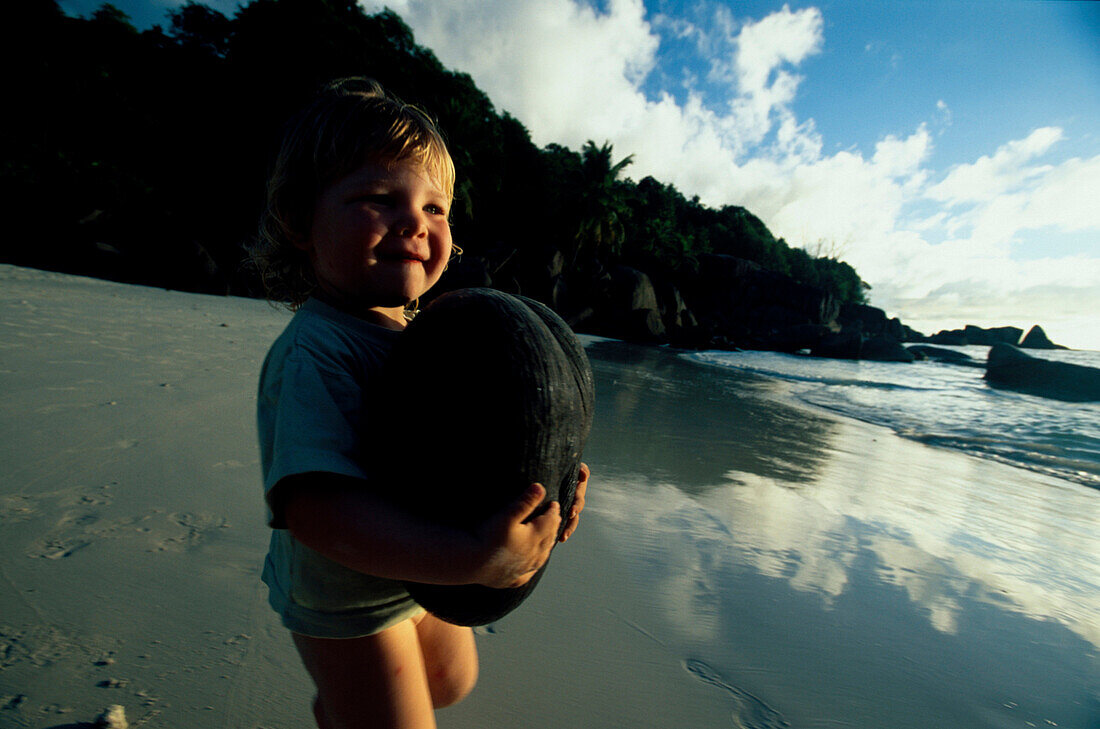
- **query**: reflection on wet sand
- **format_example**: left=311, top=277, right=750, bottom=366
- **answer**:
left=584, top=339, right=838, bottom=491
left=583, top=339, right=1100, bottom=729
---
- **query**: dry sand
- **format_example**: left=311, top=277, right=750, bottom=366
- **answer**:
left=2, top=265, right=1096, bottom=729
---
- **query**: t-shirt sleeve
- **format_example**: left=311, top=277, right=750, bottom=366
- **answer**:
left=262, top=348, right=368, bottom=528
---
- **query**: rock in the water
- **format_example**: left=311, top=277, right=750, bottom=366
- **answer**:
left=928, top=328, right=969, bottom=346
left=811, top=331, right=862, bottom=360
left=373, top=288, right=595, bottom=625
left=1019, top=324, right=1065, bottom=350
left=838, top=303, right=888, bottom=337
left=963, top=325, right=1023, bottom=346
left=907, top=345, right=982, bottom=367
left=901, top=324, right=927, bottom=342
left=767, top=323, right=830, bottom=353
left=985, top=344, right=1100, bottom=401
left=886, top=317, right=905, bottom=341
left=860, top=335, right=915, bottom=362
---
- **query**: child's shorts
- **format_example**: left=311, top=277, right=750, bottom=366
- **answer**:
left=262, top=530, right=424, bottom=638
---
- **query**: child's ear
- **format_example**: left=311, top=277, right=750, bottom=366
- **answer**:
left=288, top=229, right=312, bottom=252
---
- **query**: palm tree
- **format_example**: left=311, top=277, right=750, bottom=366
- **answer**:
left=573, top=140, right=633, bottom=263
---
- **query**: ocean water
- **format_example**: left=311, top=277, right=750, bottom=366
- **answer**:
left=686, top=345, right=1100, bottom=490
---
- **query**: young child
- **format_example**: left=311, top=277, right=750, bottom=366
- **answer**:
left=251, top=78, right=589, bottom=729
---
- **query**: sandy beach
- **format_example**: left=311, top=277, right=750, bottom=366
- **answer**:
left=1, top=265, right=1096, bottom=728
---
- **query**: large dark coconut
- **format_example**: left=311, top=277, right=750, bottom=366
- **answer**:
left=369, top=288, right=595, bottom=625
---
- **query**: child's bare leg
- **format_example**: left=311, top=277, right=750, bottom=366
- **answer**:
left=413, top=613, right=478, bottom=708
left=292, top=622, right=435, bottom=729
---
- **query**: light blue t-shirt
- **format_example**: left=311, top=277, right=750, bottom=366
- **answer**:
left=257, top=298, right=422, bottom=638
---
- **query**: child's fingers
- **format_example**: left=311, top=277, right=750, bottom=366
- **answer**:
left=559, top=464, right=589, bottom=542
left=522, top=502, right=561, bottom=572
left=571, top=481, right=586, bottom=518
left=536, top=500, right=562, bottom=531
left=523, top=500, right=561, bottom=550
left=560, top=511, right=579, bottom=542
left=523, top=499, right=561, bottom=536
left=507, top=483, right=547, bottom=523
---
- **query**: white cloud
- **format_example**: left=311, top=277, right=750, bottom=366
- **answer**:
left=364, top=0, right=658, bottom=149
left=704, top=4, right=824, bottom=153
left=731, top=4, right=823, bottom=95
left=883, top=134, right=1100, bottom=344
left=1019, top=154, right=1100, bottom=231
left=886, top=278, right=1100, bottom=347
left=360, top=0, right=1100, bottom=348
left=935, top=99, right=952, bottom=128
left=873, top=125, right=932, bottom=179
left=926, top=127, right=1063, bottom=205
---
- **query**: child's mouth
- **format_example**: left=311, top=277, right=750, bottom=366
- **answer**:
left=379, top=252, right=424, bottom=264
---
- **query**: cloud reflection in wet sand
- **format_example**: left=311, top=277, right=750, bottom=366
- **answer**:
left=583, top=340, right=1098, bottom=728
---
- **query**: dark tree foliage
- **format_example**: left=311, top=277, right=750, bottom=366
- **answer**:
left=171, top=2, right=232, bottom=56
left=1, top=0, right=869, bottom=305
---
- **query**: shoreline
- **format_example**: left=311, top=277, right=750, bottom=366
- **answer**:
left=682, top=344, right=1100, bottom=492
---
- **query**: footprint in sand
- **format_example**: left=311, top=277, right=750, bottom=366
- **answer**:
left=33, top=538, right=93, bottom=560
left=27, top=510, right=99, bottom=559
left=153, top=512, right=227, bottom=551
left=0, top=494, right=36, bottom=524
left=26, top=492, right=134, bottom=559
left=61, top=483, right=115, bottom=508
left=2, top=483, right=112, bottom=527
left=0, top=624, right=75, bottom=669
left=683, top=658, right=790, bottom=729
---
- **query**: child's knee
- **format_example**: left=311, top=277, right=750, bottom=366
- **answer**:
left=426, top=660, right=478, bottom=708
left=414, top=615, right=478, bottom=708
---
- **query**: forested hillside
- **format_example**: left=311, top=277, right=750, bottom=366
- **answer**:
left=3, top=0, right=869, bottom=347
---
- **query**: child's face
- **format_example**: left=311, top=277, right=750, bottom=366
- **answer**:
left=299, top=157, right=452, bottom=326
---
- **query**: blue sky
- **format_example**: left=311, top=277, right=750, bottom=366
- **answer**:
left=742, top=2, right=1099, bottom=163
left=61, top=0, right=1100, bottom=348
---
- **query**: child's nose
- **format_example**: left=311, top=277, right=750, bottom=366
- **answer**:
left=396, top=208, right=428, bottom=237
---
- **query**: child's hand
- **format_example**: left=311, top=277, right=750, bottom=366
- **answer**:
left=472, top=484, right=561, bottom=589
left=559, top=462, right=590, bottom=543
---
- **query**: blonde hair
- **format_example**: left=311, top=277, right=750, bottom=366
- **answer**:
left=251, top=77, right=455, bottom=308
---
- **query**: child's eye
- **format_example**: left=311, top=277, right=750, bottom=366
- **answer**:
left=424, top=203, right=447, bottom=216
left=352, top=194, right=391, bottom=206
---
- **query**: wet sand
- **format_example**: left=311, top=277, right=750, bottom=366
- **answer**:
left=1, top=266, right=1096, bottom=728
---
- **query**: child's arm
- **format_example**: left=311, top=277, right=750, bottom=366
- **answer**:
left=279, top=474, right=561, bottom=589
